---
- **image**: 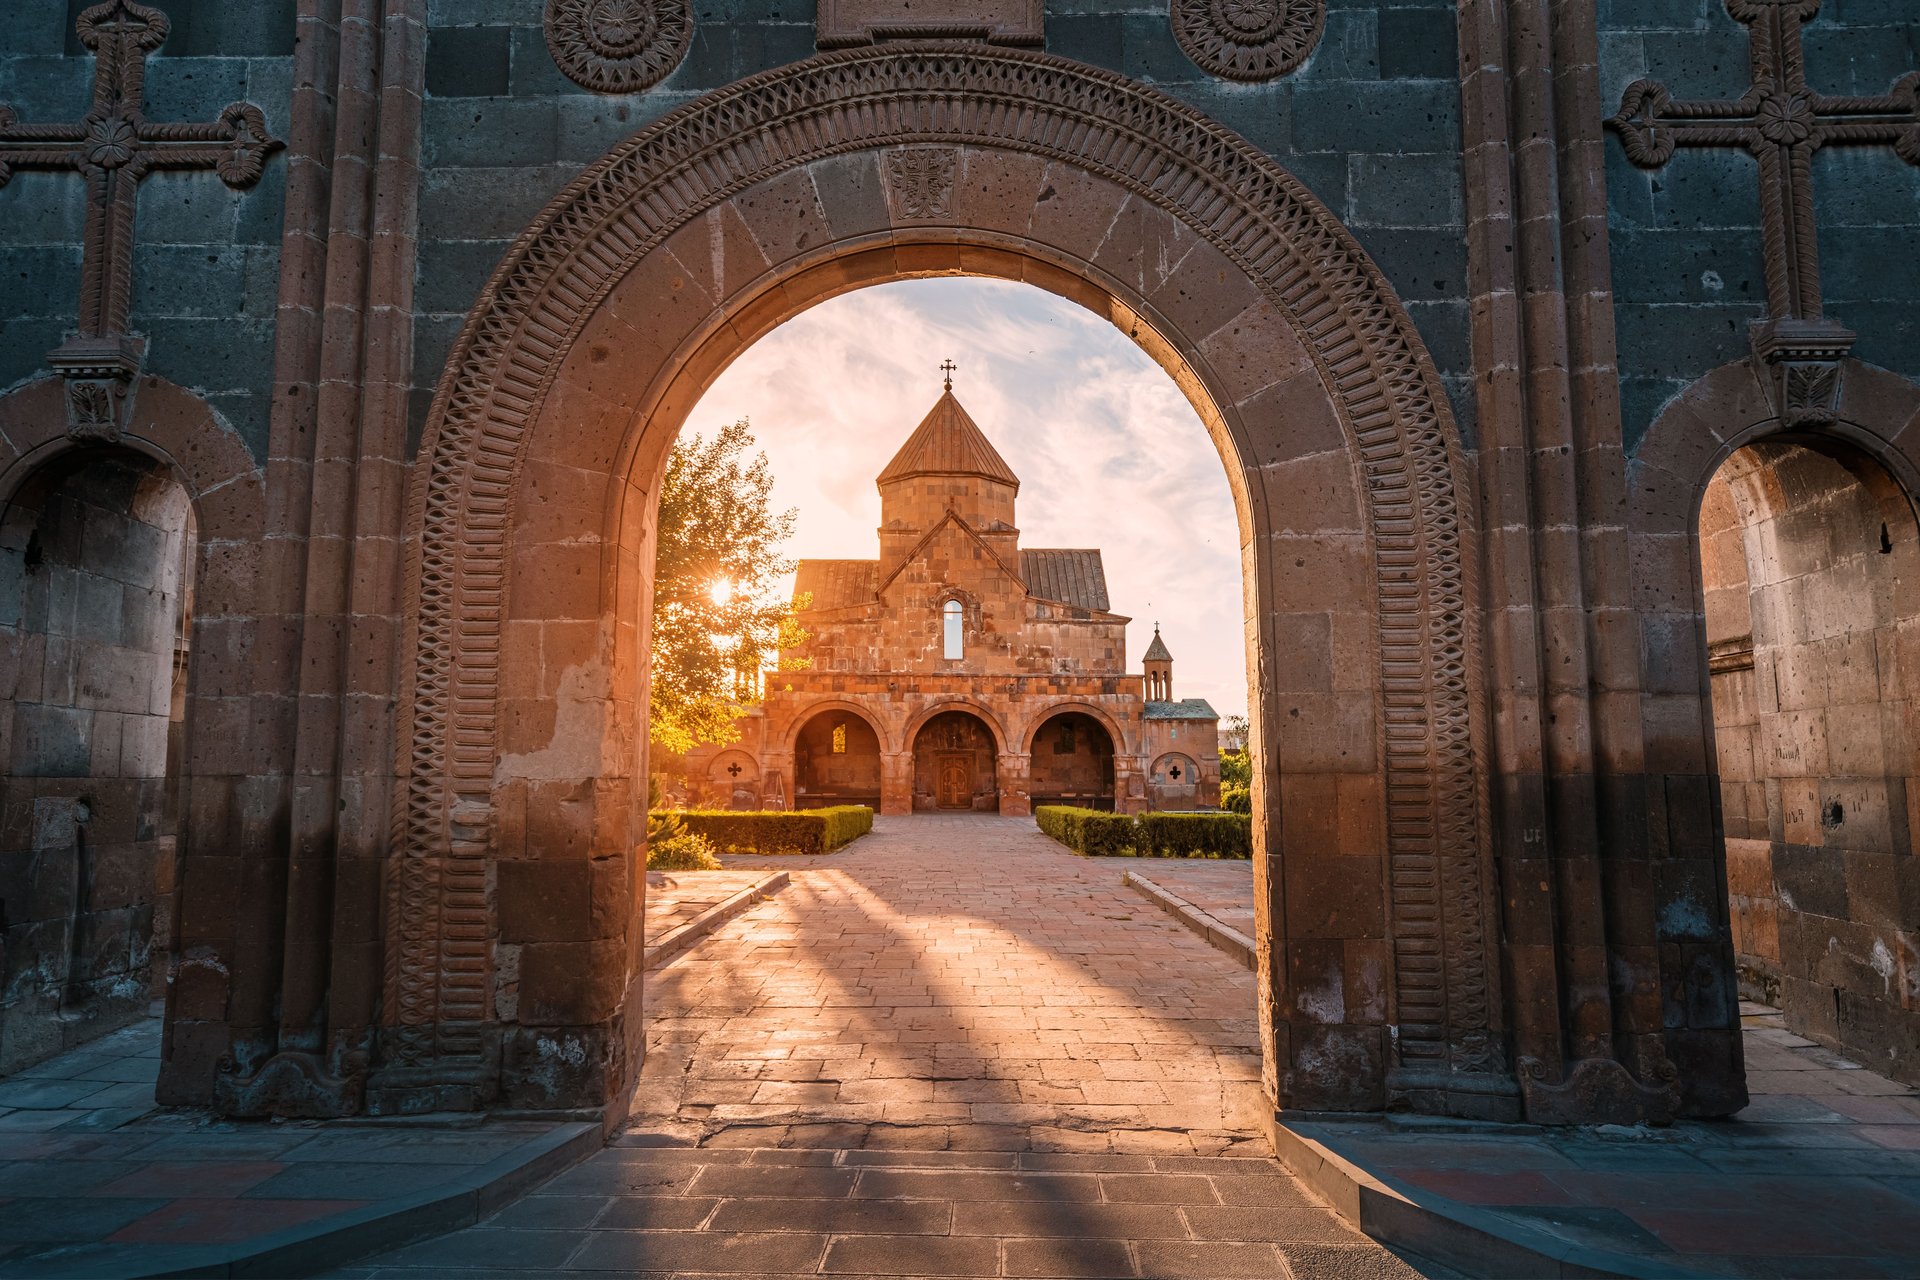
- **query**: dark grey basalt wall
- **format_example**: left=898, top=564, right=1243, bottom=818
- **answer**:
left=1599, top=1, right=1920, bottom=452
left=0, top=0, right=293, bottom=462
left=414, top=0, right=1472, bottom=450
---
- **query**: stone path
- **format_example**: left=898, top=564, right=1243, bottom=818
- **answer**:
left=645, top=870, right=781, bottom=946
left=0, top=1015, right=591, bottom=1277
left=341, top=815, right=1433, bottom=1278
left=1105, top=860, right=1254, bottom=940
left=644, top=815, right=1268, bottom=1154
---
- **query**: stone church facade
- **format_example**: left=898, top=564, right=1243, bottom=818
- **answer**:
left=681, top=381, right=1221, bottom=816
left=0, top=0, right=1917, bottom=1125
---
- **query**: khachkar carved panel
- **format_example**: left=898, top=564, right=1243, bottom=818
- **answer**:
left=1608, top=0, right=1919, bottom=425
left=544, top=0, right=691, bottom=94
left=817, top=0, right=1043, bottom=48
left=0, top=0, right=280, bottom=438
left=1171, top=0, right=1325, bottom=83
left=401, top=47, right=1501, bottom=1105
left=885, top=148, right=957, bottom=219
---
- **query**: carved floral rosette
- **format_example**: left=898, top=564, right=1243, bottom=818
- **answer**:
left=544, top=0, right=691, bottom=95
left=1171, top=0, right=1324, bottom=83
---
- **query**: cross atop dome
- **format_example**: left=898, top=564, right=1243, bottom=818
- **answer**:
left=940, top=358, right=956, bottom=390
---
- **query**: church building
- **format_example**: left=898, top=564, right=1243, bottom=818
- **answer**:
left=682, top=375, right=1220, bottom=816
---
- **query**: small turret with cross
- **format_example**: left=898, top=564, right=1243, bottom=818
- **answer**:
left=0, top=1, right=283, bottom=440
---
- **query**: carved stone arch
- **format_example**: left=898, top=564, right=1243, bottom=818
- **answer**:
left=1021, top=701, right=1130, bottom=758
left=393, top=44, right=1496, bottom=1118
left=786, top=700, right=897, bottom=756
left=1627, top=357, right=1920, bottom=1114
left=903, top=698, right=1012, bottom=755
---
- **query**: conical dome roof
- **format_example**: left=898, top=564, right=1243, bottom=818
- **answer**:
left=1143, top=627, right=1173, bottom=662
left=877, top=389, right=1019, bottom=489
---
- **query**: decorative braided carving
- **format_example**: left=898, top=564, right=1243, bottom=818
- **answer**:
left=544, top=0, right=691, bottom=94
left=396, top=46, right=1495, bottom=1098
left=1171, top=0, right=1324, bottom=83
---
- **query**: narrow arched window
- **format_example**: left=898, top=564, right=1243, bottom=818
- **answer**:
left=831, top=722, right=848, bottom=754
left=942, top=599, right=964, bottom=660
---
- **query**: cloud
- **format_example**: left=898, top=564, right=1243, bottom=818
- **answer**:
left=684, top=278, right=1249, bottom=718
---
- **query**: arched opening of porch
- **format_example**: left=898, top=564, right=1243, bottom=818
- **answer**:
left=793, top=709, right=884, bottom=810
left=1029, top=710, right=1116, bottom=811
left=912, top=709, right=1000, bottom=812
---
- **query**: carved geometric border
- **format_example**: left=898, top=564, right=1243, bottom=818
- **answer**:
left=395, top=45, right=1496, bottom=1090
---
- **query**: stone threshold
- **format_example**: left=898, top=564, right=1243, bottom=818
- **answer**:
left=1123, top=870, right=1255, bottom=970
left=644, top=870, right=790, bottom=970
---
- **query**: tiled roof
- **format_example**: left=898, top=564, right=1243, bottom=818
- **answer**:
left=877, top=389, right=1020, bottom=488
left=793, top=559, right=877, bottom=610
left=1144, top=698, right=1219, bottom=721
left=1021, top=548, right=1109, bottom=611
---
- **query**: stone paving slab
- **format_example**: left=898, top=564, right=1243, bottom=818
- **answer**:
left=1271, top=1006, right=1920, bottom=1279
left=328, top=1145, right=1450, bottom=1278
left=0, top=1018, right=598, bottom=1278
left=637, top=816, right=1268, bottom=1154
left=644, top=869, right=791, bottom=969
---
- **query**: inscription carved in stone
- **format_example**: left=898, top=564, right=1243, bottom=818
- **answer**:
left=1171, top=0, right=1325, bottom=83
left=544, top=0, right=692, bottom=94
left=885, top=148, right=957, bottom=220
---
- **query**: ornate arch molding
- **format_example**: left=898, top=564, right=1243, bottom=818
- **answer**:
left=787, top=700, right=898, bottom=756
left=400, top=44, right=1493, bottom=1099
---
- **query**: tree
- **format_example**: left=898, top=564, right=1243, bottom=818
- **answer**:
left=649, top=419, right=805, bottom=753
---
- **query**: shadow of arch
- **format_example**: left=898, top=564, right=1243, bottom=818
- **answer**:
left=382, top=44, right=1496, bottom=1121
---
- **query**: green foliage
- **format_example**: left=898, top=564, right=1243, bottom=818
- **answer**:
left=1219, top=783, right=1251, bottom=814
left=1034, top=806, right=1140, bottom=857
left=670, top=806, right=874, bottom=855
left=1137, top=812, right=1251, bottom=858
left=645, top=780, right=723, bottom=869
left=1219, top=747, right=1251, bottom=790
left=1035, top=806, right=1252, bottom=859
left=651, top=419, right=807, bottom=753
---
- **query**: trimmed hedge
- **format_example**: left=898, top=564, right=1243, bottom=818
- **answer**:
left=1035, top=806, right=1251, bottom=859
left=670, top=806, right=873, bottom=855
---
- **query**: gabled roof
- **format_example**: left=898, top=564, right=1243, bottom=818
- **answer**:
left=877, top=389, right=1020, bottom=489
left=1144, top=699, right=1219, bottom=721
left=1021, top=548, right=1110, bottom=612
left=1143, top=628, right=1173, bottom=662
left=793, top=559, right=878, bottom=611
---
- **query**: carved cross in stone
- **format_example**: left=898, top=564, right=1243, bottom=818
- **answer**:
left=0, top=0, right=282, bottom=440
left=1608, top=0, right=1919, bottom=425
left=727, top=762, right=743, bottom=778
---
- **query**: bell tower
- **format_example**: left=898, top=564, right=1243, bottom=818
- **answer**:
left=1143, top=625, right=1173, bottom=701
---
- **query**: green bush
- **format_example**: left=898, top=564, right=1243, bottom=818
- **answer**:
left=645, top=799, right=721, bottom=870
left=670, top=806, right=873, bottom=855
left=1036, top=806, right=1251, bottom=858
left=1137, top=811, right=1251, bottom=859
left=1220, top=783, right=1251, bottom=814
left=1034, top=806, right=1139, bottom=857
left=647, top=831, right=721, bottom=870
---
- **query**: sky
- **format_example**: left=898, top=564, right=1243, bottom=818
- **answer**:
left=680, top=278, right=1250, bottom=719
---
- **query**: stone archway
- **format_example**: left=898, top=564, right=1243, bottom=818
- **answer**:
left=383, top=45, right=1497, bottom=1120
left=1630, top=359, right=1920, bottom=1112
left=912, top=709, right=1000, bottom=812
left=1029, top=711, right=1117, bottom=811
left=793, top=708, right=884, bottom=810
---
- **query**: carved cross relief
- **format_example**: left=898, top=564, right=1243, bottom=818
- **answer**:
left=0, top=1, right=282, bottom=440
left=1609, top=1, right=1920, bottom=426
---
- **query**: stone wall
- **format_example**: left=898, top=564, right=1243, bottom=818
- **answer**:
left=0, top=1, right=293, bottom=460
left=0, top=452, right=192, bottom=1072
left=1600, top=3, right=1920, bottom=450
left=1701, top=440, right=1920, bottom=1085
left=412, top=0, right=1472, bottom=446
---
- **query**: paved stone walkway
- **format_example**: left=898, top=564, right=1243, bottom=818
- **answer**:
left=0, top=1016, right=591, bottom=1276
left=646, top=815, right=1268, bottom=1154
left=1103, top=860, right=1253, bottom=940
left=342, top=816, right=1432, bottom=1278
